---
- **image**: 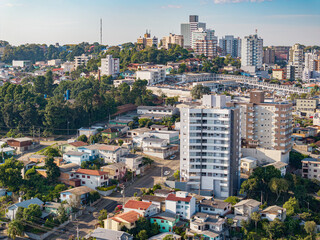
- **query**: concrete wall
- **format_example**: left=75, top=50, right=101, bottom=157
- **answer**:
left=241, top=147, right=289, bottom=164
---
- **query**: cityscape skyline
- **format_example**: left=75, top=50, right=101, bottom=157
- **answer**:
left=0, top=0, right=319, bottom=46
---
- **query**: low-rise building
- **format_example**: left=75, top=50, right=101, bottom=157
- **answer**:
left=137, top=106, right=179, bottom=117
left=234, top=199, right=261, bottom=217
left=302, top=158, right=320, bottom=181
left=44, top=202, right=71, bottom=216
left=148, top=232, right=181, bottom=240
left=272, top=69, right=285, bottom=80
left=261, top=205, right=286, bottom=222
left=263, top=161, right=288, bottom=176
left=63, top=151, right=90, bottom=165
left=199, top=198, right=232, bottom=216
left=124, top=200, right=158, bottom=217
left=120, top=154, right=143, bottom=174
left=142, top=137, right=178, bottom=160
left=85, top=228, right=133, bottom=240
left=6, top=137, right=35, bottom=153
left=60, top=186, right=95, bottom=206
left=141, top=195, right=166, bottom=212
left=58, top=163, right=81, bottom=186
left=59, top=141, right=88, bottom=154
left=12, top=60, right=31, bottom=68
left=240, top=156, right=258, bottom=175
left=296, top=99, right=318, bottom=117
left=104, top=210, right=141, bottom=231
left=78, top=145, right=100, bottom=160
left=150, top=212, right=180, bottom=232
left=6, top=198, right=44, bottom=220
left=165, top=191, right=196, bottom=220
left=136, top=68, right=166, bottom=85
left=74, top=169, right=109, bottom=190
left=101, top=162, right=127, bottom=180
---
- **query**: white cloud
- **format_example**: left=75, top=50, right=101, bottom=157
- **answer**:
left=213, top=0, right=271, bottom=3
left=161, top=4, right=182, bottom=9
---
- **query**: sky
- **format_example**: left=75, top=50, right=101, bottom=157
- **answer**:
left=0, top=0, right=319, bottom=47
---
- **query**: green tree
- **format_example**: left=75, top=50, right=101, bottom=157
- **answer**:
left=283, top=197, right=300, bottom=216
left=173, top=170, right=180, bottom=180
left=251, top=211, right=261, bottom=231
left=57, top=204, right=68, bottom=224
left=142, top=157, right=153, bottom=166
left=98, top=209, right=108, bottom=227
left=0, top=158, right=24, bottom=191
left=191, top=85, right=211, bottom=99
left=269, top=178, right=289, bottom=202
left=45, top=157, right=60, bottom=184
left=77, top=135, right=88, bottom=142
left=224, top=196, right=240, bottom=206
left=263, top=218, right=286, bottom=240
left=43, top=146, right=61, bottom=157
left=137, top=230, right=148, bottom=240
left=7, top=220, right=24, bottom=240
left=23, top=204, right=42, bottom=223
left=304, top=221, right=316, bottom=236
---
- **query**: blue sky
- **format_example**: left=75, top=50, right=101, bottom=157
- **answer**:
left=0, top=0, right=319, bottom=46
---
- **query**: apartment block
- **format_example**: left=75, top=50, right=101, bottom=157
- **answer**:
left=227, top=91, right=293, bottom=154
left=287, top=44, right=304, bottom=80
left=101, top=55, right=120, bottom=77
left=263, top=47, right=275, bottom=64
left=241, top=34, right=263, bottom=70
left=180, top=95, right=241, bottom=198
left=302, top=158, right=320, bottom=181
left=75, top=54, right=92, bottom=68
left=296, top=99, right=318, bottom=117
left=136, top=68, right=166, bottom=85
left=162, top=33, right=184, bottom=49
left=137, top=31, right=158, bottom=48
left=219, top=35, right=241, bottom=58
left=181, top=15, right=206, bottom=48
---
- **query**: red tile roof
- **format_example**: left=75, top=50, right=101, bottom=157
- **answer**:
left=69, top=141, right=88, bottom=147
left=112, top=210, right=141, bottom=223
left=75, top=169, right=108, bottom=176
left=124, top=200, right=152, bottom=210
left=166, top=193, right=192, bottom=203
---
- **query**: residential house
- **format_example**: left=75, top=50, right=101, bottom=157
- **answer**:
left=148, top=232, right=181, bottom=240
left=141, top=195, right=166, bottom=212
left=150, top=212, right=180, bottom=232
left=154, top=189, right=174, bottom=198
left=240, top=157, right=258, bottom=175
left=137, top=106, right=179, bottom=117
left=104, top=210, right=141, bottom=231
left=58, top=163, right=81, bottom=187
left=77, top=145, right=100, bottom=160
left=85, top=228, right=133, bottom=240
left=28, top=154, right=46, bottom=163
left=120, top=154, right=143, bottom=174
left=188, top=212, right=226, bottom=240
left=165, top=191, right=196, bottom=220
left=234, top=199, right=261, bottom=217
left=6, top=137, right=35, bottom=153
left=124, top=200, right=158, bottom=217
left=59, top=141, right=88, bottom=154
left=150, top=125, right=169, bottom=131
left=60, top=186, right=95, bottom=206
left=97, top=145, right=128, bottom=163
left=127, top=128, right=151, bottom=137
left=100, top=162, right=127, bottom=180
left=302, top=158, right=320, bottom=181
left=6, top=198, right=44, bottom=220
left=199, top=198, right=232, bottom=216
left=261, top=205, right=286, bottom=221
left=148, top=131, right=180, bottom=144
left=101, top=128, right=120, bottom=139
left=78, top=128, right=98, bottom=137
left=142, top=137, right=178, bottom=159
left=74, top=169, right=109, bottom=190
left=263, top=162, right=288, bottom=176
left=0, top=146, right=15, bottom=156
left=63, top=151, right=90, bottom=166
left=44, top=202, right=71, bottom=216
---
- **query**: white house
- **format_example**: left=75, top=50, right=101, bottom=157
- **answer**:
left=74, top=169, right=109, bottom=190
left=124, top=200, right=158, bottom=217
left=135, top=68, right=166, bottom=85
left=96, top=145, right=128, bottom=163
left=199, top=198, right=232, bottom=216
left=261, top=205, right=286, bottom=222
left=263, top=162, right=288, bottom=177
left=234, top=199, right=261, bottom=217
left=120, top=154, right=142, bottom=173
left=165, top=191, right=196, bottom=220
left=60, top=186, right=95, bottom=206
left=6, top=198, right=44, bottom=220
left=78, top=128, right=98, bottom=138
left=137, top=106, right=178, bottom=116
left=142, top=137, right=178, bottom=160
left=77, top=145, right=100, bottom=160
left=63, top=151, right=90, bottom=166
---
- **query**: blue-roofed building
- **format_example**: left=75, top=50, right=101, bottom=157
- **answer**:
left=6, top=198, right=44, bottom=220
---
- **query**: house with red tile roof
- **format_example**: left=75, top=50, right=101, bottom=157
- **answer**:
left=165, top=191, right=196, bottom=220
left=72, top=168, right=109, bottom=190
left=124, top=200, right=159, bottom=217
left=59, top=141, right=88, bottom=153
left=104, top=210, right=142, bottom=231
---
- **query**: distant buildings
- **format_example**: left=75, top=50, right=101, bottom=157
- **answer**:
left=137, top=31, right=158, bottom=48
left=191, top=28, right=217, bottom=58
left=179, top=95, right=241, bottom=198
left=181, top=15, right=206, bottom=48
left=263, top=47, right=275, bottom=64
left=162, top=33, right=184, bottom=49
left=241, top=34, right=263, bottom=71
left=219, top=35, right=241, bottom=58
left=287, top=44, right=304, bottom=80
left=74, top=54, right=92, bottom=68
left=302, top=158, right=320, bottom=181
left=136, top=68, right=166, bottom=85
left=47, top=59, right=62, bottom=66
left=296, top=99, right=318, bottom=117
left=100, top=55, right=120, bottom=77
left=303, top=51, right=320, bottom=81
left=272, top=68, right=286, bottom=80
left=12, top=60, right=31, bottom=68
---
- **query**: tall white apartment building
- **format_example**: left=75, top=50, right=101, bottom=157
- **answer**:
left=241, top=34, right=263, bottom=70
left=180, top=95, right=241, bottom=198
left=219, top=35, right=242, bottom=58
left=286, top=44, right=304, bottom=80
left=191, top=28, right=215, bottom=49
left=181, top=15, right=206, bottom=48
left=101, top=55, right=120, bottom=77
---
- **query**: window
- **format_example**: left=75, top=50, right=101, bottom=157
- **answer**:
left=87, top=176, right=90, bottom=179
left=82, top=181, right=85, bottom=184
left=161, top=220, right=164, bottom=223
left=82, top=175, right=85, bottom=178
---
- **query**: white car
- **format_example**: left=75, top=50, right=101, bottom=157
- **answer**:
left=164, top=171, right=170, bottom=176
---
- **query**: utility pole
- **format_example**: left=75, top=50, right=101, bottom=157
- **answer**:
left=67, top=121, right=70, bottom=136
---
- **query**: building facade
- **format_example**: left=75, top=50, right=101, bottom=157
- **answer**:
left=179, top=95, right=241, bottom=198
left=219, top=35, right=241, bottom=58
left=302, top=158, right=320, bottom=181
left=180, top=15, right=206, bottom=48
left=241, top=34, right=263, bottom=70
left=74, top=54, right=92, bottom=68
left=101, top=55, right=120, bottom=77
left=162, top=33, right=184, bottom=49
left=287, top=44, right=304, bottom=80
left=137, top=31, right=158, bottom=48
left=263, top=47, right=275, bottom=64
